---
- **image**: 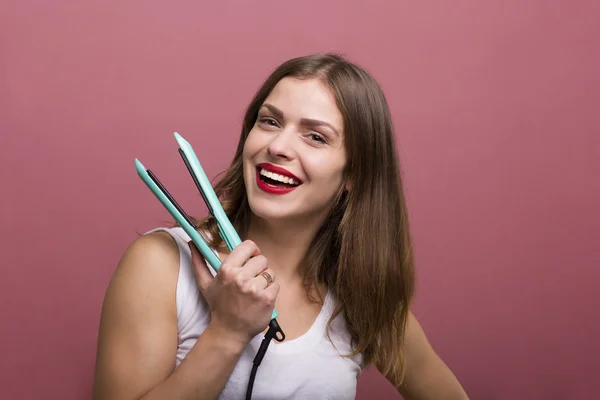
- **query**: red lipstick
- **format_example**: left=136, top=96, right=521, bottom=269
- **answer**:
left=255, top=163, right=302, bottom=195
left=257, top=163, right=302, bottom=182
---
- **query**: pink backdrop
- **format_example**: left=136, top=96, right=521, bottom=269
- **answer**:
left=1, top=1, right=598, bottom=399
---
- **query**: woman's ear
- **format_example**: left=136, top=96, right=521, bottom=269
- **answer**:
left=345, top=180, right=352, bottom=192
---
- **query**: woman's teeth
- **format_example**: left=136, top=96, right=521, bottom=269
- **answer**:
left=259, top=168, right=300, bottom=186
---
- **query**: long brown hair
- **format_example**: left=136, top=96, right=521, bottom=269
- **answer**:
left=194, top=53, right=415, bottom=389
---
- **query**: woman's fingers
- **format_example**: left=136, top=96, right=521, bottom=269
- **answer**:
left=220, top=240, right=262, bottom=273
left=246, top=268, right=276, bottom=293
left=187, top=238, right=280, bottom=339
left=191, top=238, right=277, bottom=306
left=237, top=255, right=269, bottom=280
left=260, top=278, right=280, bottom=308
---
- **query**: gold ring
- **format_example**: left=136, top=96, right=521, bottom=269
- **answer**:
left=260, top=271, right=273, bottom=287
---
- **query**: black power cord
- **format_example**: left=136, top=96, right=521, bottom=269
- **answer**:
left=245, top=319, right=285, bottom=400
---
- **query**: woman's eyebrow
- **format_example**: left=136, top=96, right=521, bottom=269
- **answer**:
left=260, top=103, right=340, bottom=137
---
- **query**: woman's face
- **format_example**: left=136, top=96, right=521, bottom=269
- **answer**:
left=242, top=77, right=348, bottom=226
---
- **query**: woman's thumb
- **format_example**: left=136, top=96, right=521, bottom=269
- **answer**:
left=188, top=241, right=213, bottom=291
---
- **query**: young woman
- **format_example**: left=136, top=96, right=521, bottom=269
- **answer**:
left=93, top=53, right=469, bottom=400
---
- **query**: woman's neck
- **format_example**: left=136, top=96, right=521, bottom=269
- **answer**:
left=244, top=215, right=320, bottom=285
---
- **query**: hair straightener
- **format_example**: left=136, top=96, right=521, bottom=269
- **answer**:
left=134, top=132, right=285, bottom=400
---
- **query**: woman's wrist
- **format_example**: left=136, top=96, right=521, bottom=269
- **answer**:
left=203, top=321, right=252, bottom=356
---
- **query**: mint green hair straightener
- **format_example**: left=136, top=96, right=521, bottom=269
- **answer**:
left=134, top=132, right=285, bottom=399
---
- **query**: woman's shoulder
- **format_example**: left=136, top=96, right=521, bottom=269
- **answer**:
left=109, top=228, right=183, bottom=295
left=127, top=228, right=182, bottom=265
left=94, top=229, right=183, bottom=396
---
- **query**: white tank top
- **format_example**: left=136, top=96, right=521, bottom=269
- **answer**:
left=147, top=227, right=364, bottom=399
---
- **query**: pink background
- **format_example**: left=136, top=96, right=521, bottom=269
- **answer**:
left=1, top=1, right=598, bottom=399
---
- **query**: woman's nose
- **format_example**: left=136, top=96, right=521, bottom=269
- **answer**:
left=266, top=130, right=296, bottom=160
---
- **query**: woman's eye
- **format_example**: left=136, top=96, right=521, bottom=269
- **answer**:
left=309, top=133, right=326, bottom=143
left=260, top=117, right=278, bottom=127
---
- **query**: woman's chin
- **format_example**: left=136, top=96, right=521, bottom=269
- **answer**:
left=248, top=204, right=293, bottom=224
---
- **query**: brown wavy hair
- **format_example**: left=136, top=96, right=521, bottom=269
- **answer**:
left=193, top=53, right=415, bottom=388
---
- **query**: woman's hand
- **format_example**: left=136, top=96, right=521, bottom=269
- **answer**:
left=189, top=239, right=279, bottom=347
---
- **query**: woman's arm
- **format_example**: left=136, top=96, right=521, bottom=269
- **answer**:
left=92, top=232, right=248, bottom=400
left=396, top=312, right=469, bottom=400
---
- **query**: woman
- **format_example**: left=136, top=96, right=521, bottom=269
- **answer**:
left=93, top=53, right=469, bottom=399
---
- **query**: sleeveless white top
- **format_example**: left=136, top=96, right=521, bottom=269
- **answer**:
left=147, top=227, right=364, bottom=399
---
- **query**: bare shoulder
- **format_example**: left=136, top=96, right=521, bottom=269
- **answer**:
left=111, top=230, right=181, bottom=287
left=93, top=230, right=182, bottom=400
left=102, top=231, right=181, bottom=316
